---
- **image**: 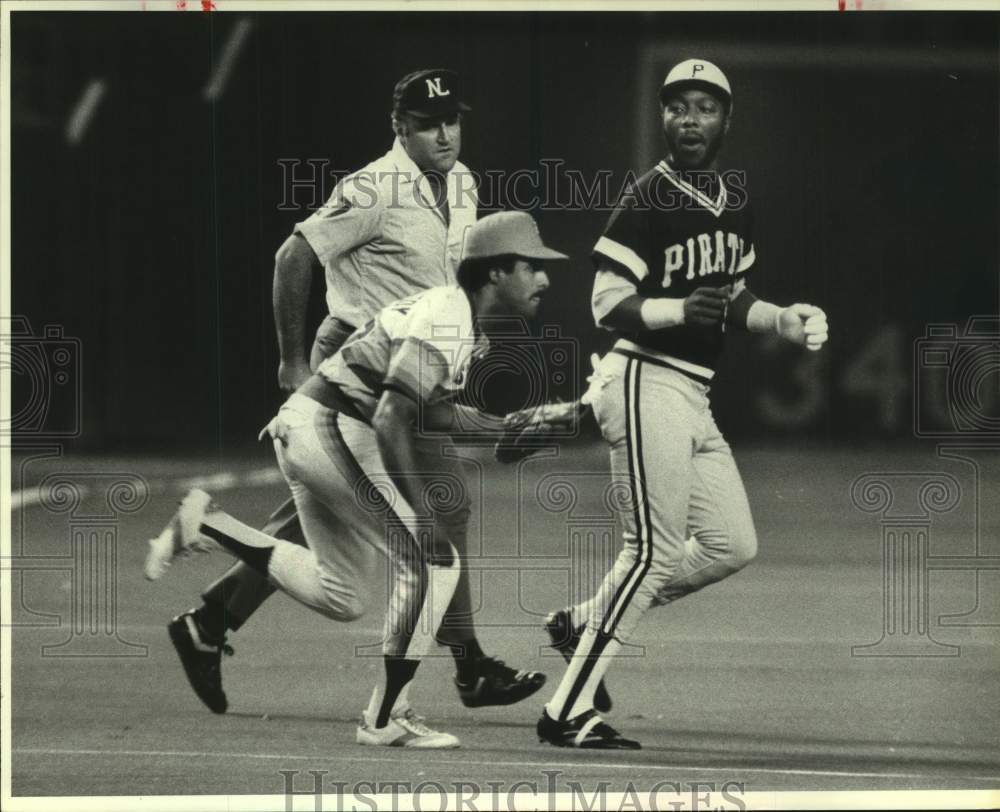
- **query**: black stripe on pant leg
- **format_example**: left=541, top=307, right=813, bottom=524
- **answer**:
left=605, top=359, right=654, bottom=640
left=200, top=525, right=273, bottom=574
left=597, top=358, right=652, bottom=638
left=322, top=410, right=427, bottom=656
left=557, top=360, right=651, bottom=721
left=557, top=629, right=614, bottom=721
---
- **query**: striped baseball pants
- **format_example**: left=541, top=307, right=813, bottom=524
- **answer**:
left=199, top=315, right=357, bottom=626
left=265, top=393, right=460, bottom=658
left=579, top=351, right=758, bottom=644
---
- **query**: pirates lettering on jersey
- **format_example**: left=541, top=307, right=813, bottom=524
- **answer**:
left=661, top=230, right=747, bottom=288
left=593, top=161, right=757, bottom=376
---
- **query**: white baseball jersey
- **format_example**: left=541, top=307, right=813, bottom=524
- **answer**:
left=264, top=284, right=486, bottom=659
left=295, top=139, right=478, bottom=329
left=316, top=286, right=488, bottom=422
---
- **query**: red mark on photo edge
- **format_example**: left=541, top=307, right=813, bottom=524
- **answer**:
left=176, top=0, right=187, bottom=8
left=202, top=0, right=216, bottom=9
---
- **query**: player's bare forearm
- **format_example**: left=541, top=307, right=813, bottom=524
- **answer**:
left=273, top=233, right=321, bottom=389
left=374, top=391, right=433, bottom=517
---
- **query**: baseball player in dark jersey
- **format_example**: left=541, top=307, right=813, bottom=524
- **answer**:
left=162, top=69, right=543, bottom=717
left=538, top=59, right=829, bottom=749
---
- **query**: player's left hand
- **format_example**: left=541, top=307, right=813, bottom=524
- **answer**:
left=494, top=400, right=590, bottom=464
left=777, top=304, right=829, bottom=351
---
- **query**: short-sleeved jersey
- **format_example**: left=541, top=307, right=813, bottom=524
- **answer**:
left=593, top=160, right=755, bottom=379
left=316, top=286, right=488, bottom=423
left=294, top=139, right=478, bottom=329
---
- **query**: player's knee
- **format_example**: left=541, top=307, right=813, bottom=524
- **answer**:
left=652, top=557, right=678, bottom=580
left=325, top=591, right=365, bottom=622
left=319, top=577, right=366, bottom=621
left=725, top=527, right=758, bottom=571
left=643, top=550, right=683, bottom=591
left=693, top=525, right=757, bottom=572
left=335, top=596, right=366, bottom=622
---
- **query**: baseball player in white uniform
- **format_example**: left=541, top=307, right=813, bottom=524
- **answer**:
left=538, top=60, right=829, bottom=749
left=147, top=212, right=568, bottom=748
left=166, top=70, right=544, bottom=716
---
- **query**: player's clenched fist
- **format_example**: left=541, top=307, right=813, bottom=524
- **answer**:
left=683, top=286, right=730, bottom=326
left=777, top=304, right=829, bottom=351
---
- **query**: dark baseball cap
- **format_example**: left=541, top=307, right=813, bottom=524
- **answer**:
left=392, top=68, right=471, bottom=119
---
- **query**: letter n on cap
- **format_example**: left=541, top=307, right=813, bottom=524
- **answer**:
left=426, top=77, right=451, bottom=98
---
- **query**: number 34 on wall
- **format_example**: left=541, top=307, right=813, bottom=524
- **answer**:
left=755, top=325, right=910, bottom=432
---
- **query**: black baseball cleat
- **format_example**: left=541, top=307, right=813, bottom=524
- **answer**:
left=545, top=608, right=612, bottom=712
left=167, top=611, right=233, bottom=714
left=454, top=656, right=546, bottom=708
left=537, top=708, right=641, bottom=749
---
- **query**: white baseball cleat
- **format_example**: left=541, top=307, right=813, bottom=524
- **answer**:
left=356, top=708, right=460, bottom=749
left=144, top=489, right=217, bottom=581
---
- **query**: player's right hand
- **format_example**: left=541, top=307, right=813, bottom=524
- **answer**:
left=683, top=287, right=729, bottom=326
left=277, top=359, right=312, bottom=393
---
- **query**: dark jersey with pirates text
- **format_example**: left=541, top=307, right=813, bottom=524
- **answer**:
left=593, top=161, right=755, bottom=375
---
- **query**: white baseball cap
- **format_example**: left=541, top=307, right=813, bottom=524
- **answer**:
left=660, top=59, right=732, bottom=109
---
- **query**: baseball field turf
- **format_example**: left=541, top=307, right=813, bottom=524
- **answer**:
left=8, top=443, right=999, bottom=801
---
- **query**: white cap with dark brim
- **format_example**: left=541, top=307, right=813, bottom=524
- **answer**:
left=660, top=58, right=732, bottom=108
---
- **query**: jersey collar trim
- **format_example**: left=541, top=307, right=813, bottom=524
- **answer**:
left=655, top=161, right=727, bottom=218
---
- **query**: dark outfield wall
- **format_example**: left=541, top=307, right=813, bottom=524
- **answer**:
left=10, top=11, right=999, bottom=450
